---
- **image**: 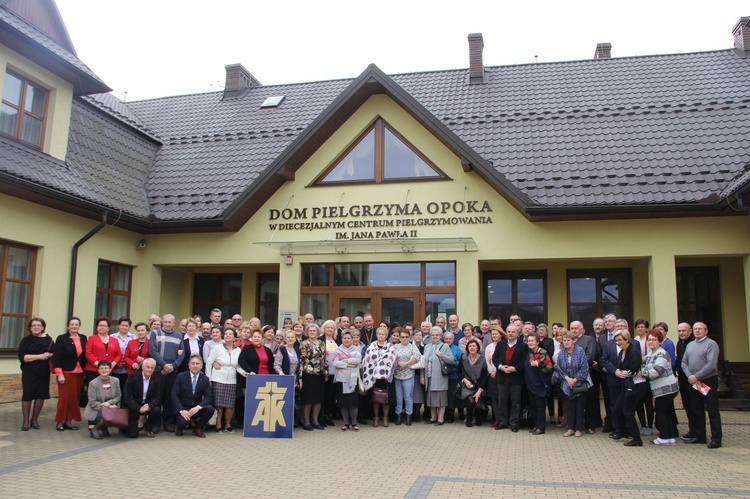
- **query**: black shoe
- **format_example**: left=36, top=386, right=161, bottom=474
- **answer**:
left=405, top=415, right=412, bottom=426
left=466, top=420, right=473, bottom=428
left=609, top=433, right=624, bottom=440
left=395, top=414, right=402, bottom=426
left=531, top=428, right=545, bottom=435
left=495, top=424, right=508, bottom=430
left=62, top=422, right=78, bottom=431
left=89, top=428, right=102, bottom=440
left=681, top=433, right=695, bottom=441
left=624, top=438, right=643, bottom=447
left=684, top=437, right=707, bottom=444
left=707, top=440, right=722, bottom=449
left=602, top=426, right=614, bottom=433
left=475, top=419, right=482, bottom=426
left=510, top=426, right=519, bottom=432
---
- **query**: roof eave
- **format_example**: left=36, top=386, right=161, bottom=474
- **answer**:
left=525, top=201, right=736, bottom=220
left=0, top=172, right=234, bottom=233
left=0, top=23, right=110, bottom=95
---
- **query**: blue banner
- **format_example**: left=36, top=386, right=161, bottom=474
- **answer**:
left=244, top=374, right=295, bottom=438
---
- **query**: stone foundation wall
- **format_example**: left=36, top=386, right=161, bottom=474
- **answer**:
left=0, top=374, right=58, bottom=403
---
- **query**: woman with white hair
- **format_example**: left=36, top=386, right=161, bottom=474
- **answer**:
left=420, top=326, right=455, bottom=425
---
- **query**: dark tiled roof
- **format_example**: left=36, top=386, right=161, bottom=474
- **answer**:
left=82, top=93, right=162, bottom=143
left=5, top=46, right=750, bottom=226
left=65, top=99, right=157, bottom=217
left=120, top=48, right=750, bottom=221
left=127, top=80, right=351, bottom=220
left=0, top=134, right=90, bottom=196
left=391, top=50, right=750, bottom=208
left=0, top=5, right=109, bottom=94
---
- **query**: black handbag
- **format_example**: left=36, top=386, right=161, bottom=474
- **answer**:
left=439, top=346, right=454, bottom=376
left=571, top=380, right=589, bottom=394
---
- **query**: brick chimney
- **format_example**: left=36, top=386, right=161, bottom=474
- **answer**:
left=733, top=16, right=750, bottom=53
left=594, top=42, right=612, bottom=59
left=223, top=63, right=261, bottom=100
left=468, top=33, right=486, bottom=84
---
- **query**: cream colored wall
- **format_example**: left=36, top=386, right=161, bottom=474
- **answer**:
left=0, top=195, right=147, bottom=373
left=0, top=46, right=74, bottom=160
left=3, top=93, right=750, bottom=377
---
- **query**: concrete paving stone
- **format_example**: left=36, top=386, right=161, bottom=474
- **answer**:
left=1, top=401, right=749, bottom=498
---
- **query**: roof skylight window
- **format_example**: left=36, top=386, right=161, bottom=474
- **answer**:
left=260, top=96, right=285, bottom=108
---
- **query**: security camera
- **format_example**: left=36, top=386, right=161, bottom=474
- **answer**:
left=137, top=239, right=147, bottom=249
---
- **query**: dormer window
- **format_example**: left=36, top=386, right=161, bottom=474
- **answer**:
left=0, top=71, right=49, bottom=149
left=314, top=118, right=447, bottom=185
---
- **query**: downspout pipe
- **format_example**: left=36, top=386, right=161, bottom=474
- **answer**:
left=68, top=212, right=108, bottom=319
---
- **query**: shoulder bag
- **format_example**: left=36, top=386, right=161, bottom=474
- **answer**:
left=439, top=345, right=454, bottom=376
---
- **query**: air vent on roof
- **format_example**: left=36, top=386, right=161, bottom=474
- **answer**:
left=261, top=96, right=285, bottom=108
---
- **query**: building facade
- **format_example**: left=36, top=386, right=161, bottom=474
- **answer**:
left=1, top=1, right=749, bottom=399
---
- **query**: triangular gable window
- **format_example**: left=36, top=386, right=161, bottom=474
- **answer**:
left=315, top=119, right=446, bottom=184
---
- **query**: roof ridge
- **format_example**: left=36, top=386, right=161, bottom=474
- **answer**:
left=481, top=48, right=736, bottom=70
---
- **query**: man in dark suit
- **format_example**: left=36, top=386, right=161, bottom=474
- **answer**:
left=122, top=357, right=162, bottom=438
left=492, top=324, right=528, bottom=432
left=171, top=355, right=214, bottom=437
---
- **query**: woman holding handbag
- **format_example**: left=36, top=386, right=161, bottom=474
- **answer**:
left=524, top=333, right=554, bottom=435
left=612, top=330, right=644, bottom=446
left=555, top=330, right=589, bottom=437
left=421, top=326, right=455, bottom=425
left=83, top=360, right=122, bottom=440
left=459, top=338, right=487, bottom=427
left=331, top=331, right=362, bottom=431
left=392, top=327, right=421, bottom=425
left=641, top=329, right=680, bottom=445
left=361, top=326, right=396, bottom=427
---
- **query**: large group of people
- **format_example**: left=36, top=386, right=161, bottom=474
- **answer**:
left=17, top=309, right=723, bottom=448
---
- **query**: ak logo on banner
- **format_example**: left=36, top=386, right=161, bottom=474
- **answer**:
left=244, top=374, right=295, bottom=438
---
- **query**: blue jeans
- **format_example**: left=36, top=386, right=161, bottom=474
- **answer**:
left=395, top=376, right=415, bottom=415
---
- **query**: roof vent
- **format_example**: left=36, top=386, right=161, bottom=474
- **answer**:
left=223, top=63, right=261, bottom=100
left=733, top=16, right=750, bottom=53
left=468, top=33, right=487, bottom=84
left=594, top=43, right=612, bottom=59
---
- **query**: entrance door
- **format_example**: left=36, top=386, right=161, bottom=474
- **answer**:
left=334, top=291, right=419, bottom=326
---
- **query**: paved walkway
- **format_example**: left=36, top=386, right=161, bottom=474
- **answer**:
left=0, top=401, right=748, bottom=498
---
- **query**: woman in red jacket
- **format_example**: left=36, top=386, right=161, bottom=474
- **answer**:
left=85, top=317, right=122, bottom=385
left=124, top=322, right=150, bottom=374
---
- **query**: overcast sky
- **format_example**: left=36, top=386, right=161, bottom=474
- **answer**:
left=55, top=0, right=748, bottom=102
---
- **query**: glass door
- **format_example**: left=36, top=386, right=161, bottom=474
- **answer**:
left=333, top=291, right=419, bottom=327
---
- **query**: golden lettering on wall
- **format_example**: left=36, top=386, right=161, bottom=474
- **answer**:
left=268, top=200, right=493, bottom=240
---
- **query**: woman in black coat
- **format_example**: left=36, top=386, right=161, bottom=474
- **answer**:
left=612, top=330, right=644, bottom=446
left=238, top=329, right=275, bottom=377
left=53, top=317, right=87, bottom=431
